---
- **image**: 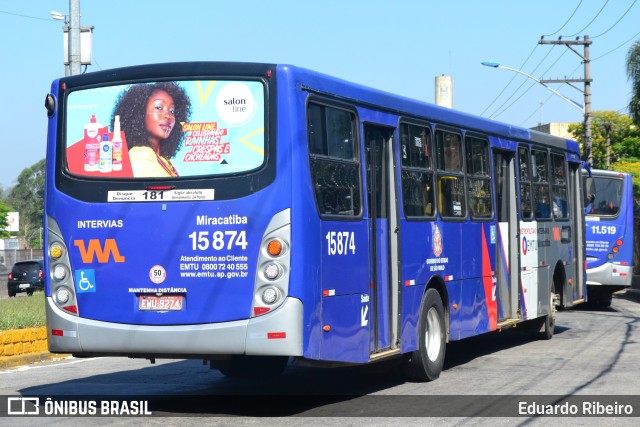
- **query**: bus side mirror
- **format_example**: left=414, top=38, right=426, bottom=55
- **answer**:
left=45, top=94, right=56, bottom=117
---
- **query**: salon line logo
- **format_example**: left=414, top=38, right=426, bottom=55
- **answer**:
left=74, top=239, right=125, bottom=263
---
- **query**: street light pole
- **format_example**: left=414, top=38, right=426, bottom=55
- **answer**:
left=68, top=0, right=81, bottom=76
left=481, top=61, right=590, bottom=163
left=51, top=0, right=82, bottom=76
left=481, top=62, right=585, bottom=113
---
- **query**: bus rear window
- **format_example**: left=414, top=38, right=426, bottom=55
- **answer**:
left=586, top=176, right=623, bottom=216
left=64, top=80, right=265, bottom=179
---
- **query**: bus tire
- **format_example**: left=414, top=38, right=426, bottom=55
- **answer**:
left=537, top=289, right=556, bottom=340
left=404, top=288, right=446, bottom=382
left=219, top=355, right=288, bottom=379
left=599, top=292, right=612, bottom=307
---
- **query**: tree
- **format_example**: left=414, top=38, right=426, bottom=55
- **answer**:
left=568, top=111, right=640, bottom=168
left=0, top=200, right=10, bottom=238
left=627, top=40, right=640, bottom=126
left=6, top=159, right=45, bottom=248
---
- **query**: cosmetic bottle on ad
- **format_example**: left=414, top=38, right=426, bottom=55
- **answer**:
left=83, top=115, right=102, bottom=171
left=112, top=115, right=123, bottom=171
left=99, top=132, right=113, bottom=173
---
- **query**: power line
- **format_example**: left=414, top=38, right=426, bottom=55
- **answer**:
left=490, top=48, right=566, bottom=120
left=592, top=29, right=640, bottom=61
left=519, top=92, right=556, bottom=126
left=565, top=0, right=610, bottom=37
left=0, top=10, right=54, bottom=22
left=487, top=47, right=557, bottom=118
left=542, top=0, right=584, bottom=37
left=593, top=0, right=638, bottom=38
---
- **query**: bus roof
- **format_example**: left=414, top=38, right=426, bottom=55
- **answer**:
left=281, top=64, right=580, bottom=156
left=54, top=61, right=581, bottom=157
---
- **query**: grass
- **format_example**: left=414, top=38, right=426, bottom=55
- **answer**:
left=0, top=292, right=46, bottom=331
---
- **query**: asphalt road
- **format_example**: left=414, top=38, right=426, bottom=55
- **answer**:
left=1, top=293, right=639, bottom=426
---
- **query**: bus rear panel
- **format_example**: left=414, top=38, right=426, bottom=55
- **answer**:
left=584, top=169, right=635, bottom=306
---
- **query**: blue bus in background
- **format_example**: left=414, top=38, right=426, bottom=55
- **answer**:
left=584, top=169, right=635, bottom=306
left=44, top=62, right=586, bottom=381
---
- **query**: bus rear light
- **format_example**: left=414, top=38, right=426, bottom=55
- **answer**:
left=56, top=287, right=71, bottom=304
left=63, top=305, right=78, bottom=314
left=254, top=307, right=270, bottom=316
left=264, top=263, right=281, bottom=280
left=53, top=264, right=68, bottom=281
left=615, top=239, right=623, bottom=246
left=261, top=287, right=279, bottom=304
left=612, top=247, right=619, bottom=254
left=251, top=209, right=290, bottom=318
left=49, top=242, right=65, bottom=260
left=266, top=239, right=283, bottom=256
left=607, top=253, right=614, bottom=260
left=267, top=332, right=286, bottom=339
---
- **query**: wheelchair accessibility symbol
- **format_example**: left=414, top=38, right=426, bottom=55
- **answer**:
left=75, top=269, right=96, bottom=293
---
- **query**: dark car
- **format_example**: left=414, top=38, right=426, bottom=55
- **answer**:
left=7, top=259, right=45, bottom=297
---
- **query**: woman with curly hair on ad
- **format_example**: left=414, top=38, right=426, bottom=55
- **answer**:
left=111, top=81, right=192, bottom=177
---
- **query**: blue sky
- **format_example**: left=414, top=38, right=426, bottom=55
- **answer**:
left=1, top=0, right=638, bottom=189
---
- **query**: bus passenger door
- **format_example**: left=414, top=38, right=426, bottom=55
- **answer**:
left=364, top=124, right=400, bottom=355
left=493, top=151, right=520, bottom=321
left=568, top=162, right=585, bottom=303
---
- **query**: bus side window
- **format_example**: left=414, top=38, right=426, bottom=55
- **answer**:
left=531, top=149, right=551, bottom=219
left=436, top=130, right=466, bottom=219
left=465, top=135, right=493, bottom=220
left=400, top=123, right=435, bottom=218
left=518, top=146, right=533, bottom=219
left=307, top=103, right=361, bottom=216
left=551, top=153, right=568, bottom=219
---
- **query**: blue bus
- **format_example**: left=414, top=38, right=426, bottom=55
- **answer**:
left=44, top=62, right=586, bottom=381
left=584, top=169, right=635, bottom=306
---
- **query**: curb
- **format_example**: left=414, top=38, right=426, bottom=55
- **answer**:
left=0, top=327, right=70, bottom=369
left=0, top=327, right=48, bottom=357
left=0, top=351, right=70, bottom=369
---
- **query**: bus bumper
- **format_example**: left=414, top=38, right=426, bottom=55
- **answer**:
left=46, top=296, right=303, bottom=357
left=586, top=263, right=633, bottom=288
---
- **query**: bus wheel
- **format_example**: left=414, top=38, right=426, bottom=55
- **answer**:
left=599, top=292, right=612, bottom=307
left=537, top=289, right=556, bottom=340
left=404, top=288, right=446, bottom=382
left=219, top=355, right=288, bottom=379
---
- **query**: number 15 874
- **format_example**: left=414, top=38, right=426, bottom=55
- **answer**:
left=326, top=231, right=355, bottom=255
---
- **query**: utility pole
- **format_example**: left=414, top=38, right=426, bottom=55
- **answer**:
left=539, top=36, right=592, bottom=164
left=602, top=122, right=612, bottom=170
left=69, top=0, right=81, bottom=75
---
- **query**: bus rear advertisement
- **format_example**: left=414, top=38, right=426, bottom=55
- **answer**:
left=44, top=62, right=586, bottom=381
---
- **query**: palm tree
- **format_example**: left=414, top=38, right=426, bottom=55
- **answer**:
left=627, top=40, right=640, bottom=125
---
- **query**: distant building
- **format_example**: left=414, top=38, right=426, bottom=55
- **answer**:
left=435, top=75, right=453, bottom=109
left=530, top=122, right=574, bottom=140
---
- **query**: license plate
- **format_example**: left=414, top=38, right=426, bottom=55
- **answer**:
left=19, top=283, right=30, bottom=289
left=139, top=295, right=183, bottom=311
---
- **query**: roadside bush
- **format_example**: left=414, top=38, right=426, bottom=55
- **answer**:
left=0, top=292, right=45, bottom=330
